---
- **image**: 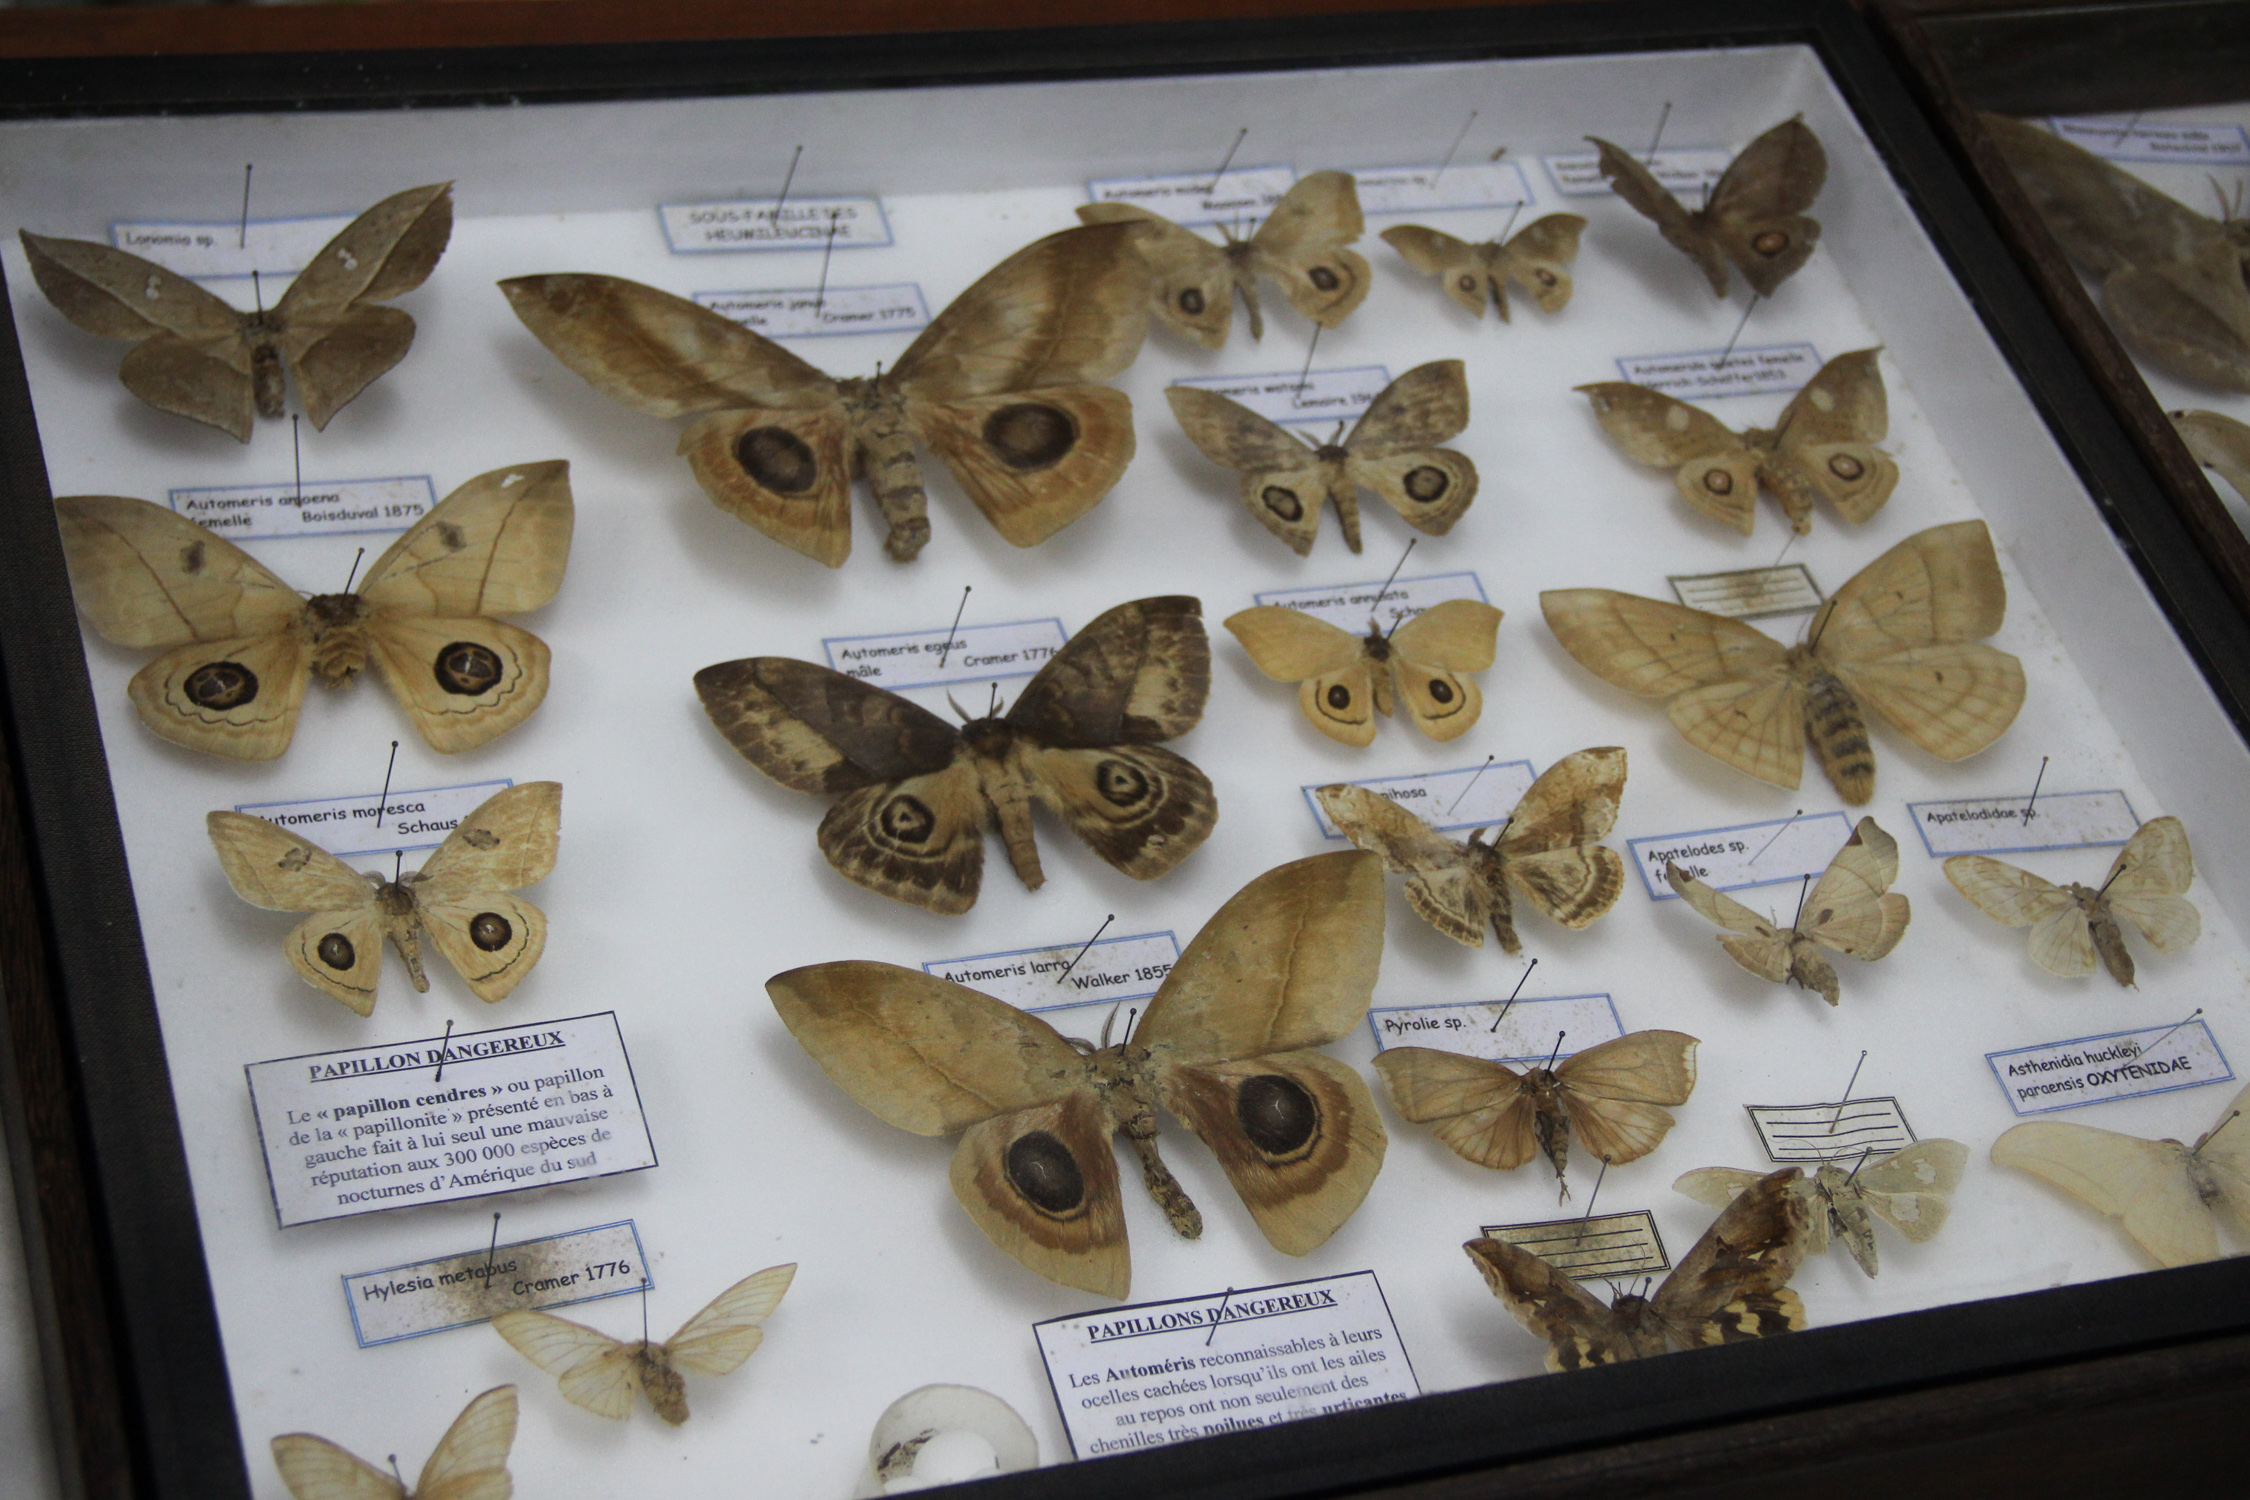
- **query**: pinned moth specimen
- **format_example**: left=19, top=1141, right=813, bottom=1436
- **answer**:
left=1078, top=170, right=1368, bottom=346
left=1466, top=1165, right=1809, bottom=1370
left=1225, top=597, right=1502, bottom=746
left=1945, top=815, right=2199, bottom=986
left=767, top=850, right=1388, bottom=1298
left=1993, top=1082, right=2248, bottom=1267
left=21, top=183, right=452, bottom=441
left=208, top=781, right=560, bottom=1016
left=271, top=1384, right=514, bottom=1500
left=1983, top=112, right=2250, bottom=392
left=1588, top=118, right=1826, bottom=298
left=494, top=1263, right=794, bottom=1424
left=1542, top=520, right=2024, bottom=804
left=56, top=462, right=573, bottom=759
left=1167, top=360, right=1478, bottom=554
left=502, top=222, right=1149, bottom=566
left=1316, top=746, right=1626, bottom=953
left=1578, top=349, right=1898, bottom=535
left=695, top=596, right=1213, bottom=914
left=1373, top=1029, right=1698, bottom=1200
left=1380, top=214, right=1587, bottom=321
left=2173, top=408, right=2250, bottom=502
left=1664, top=816, right=1909, bottom=1005
left=1676, top=1139, right=1967, bottom=1277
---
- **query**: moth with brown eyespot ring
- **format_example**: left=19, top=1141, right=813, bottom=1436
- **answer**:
left=1588, top=118, right=1826, bottom=299
left=1226, top=596, right=1502, bottom=747
left=1381, top=214, right=1586, bottom=322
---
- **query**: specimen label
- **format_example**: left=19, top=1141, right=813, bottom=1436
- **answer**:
left=659, top=195, right=891, bottom=252
left=1303, top=757, right=1535, bottom=837
left=343, top=1219, right=650, bottom=1346
left=1906, top=790, right=2139, bottom=857
left=1350, top=161, right=1532, bottom=214
left=924, top=929, right=1181, bottom=1014
left=1252, top=569, right=1489, bottom=632
left=1366, top=994, right=1627, bottom=1064
left=1171, top=365, right=1395, bottom=426
left=1628, top=810, right=1856, bottom=902
left=821, top=617, right=1068, bottom=692
left=1988, top=1020, right=2233, bottom=1115
left=232, top=778, right=514, bottom=860
left=1478, top=1210, right=1671, bottom=1278
left=1668, top=563, right=1823, bottom=620
left=1084, top=165, right=1297, bottom=226
left=1616, top=343, right=1821, bottom=398
left=1542, top=146, right=1735, bottom=196
left=1747, top=1097, right=1917, bottom=1162
left=109, top=213, right=355, bottom=279
left=694, top=283, right=930, bottom=338
left=167, top=475, right=437, bottom=541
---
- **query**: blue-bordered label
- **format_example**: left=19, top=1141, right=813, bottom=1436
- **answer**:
left=109, top=211, right=354, bottom=279
left=1085, top=165, right=1296, bottom=227
left=659, top=195, right=890, bottom=253
left=1989, top=1020, right=2232, bottom=1115
left=1304, top=758, right=1535, bottom=838
left=1543, top=145, right=1735, bottom=197
left=1352, top=161, right=1531, bottom=215
left=1171, top=365, right=1394, bottom=426
left=233, top=778, right=512, bottom=860
left=1367, top=993, right=1624, bottom=1064
left=2048, top=116, right=2250, bottom=165
left=822, top=617, right=1067, bottom=691
left=694, top=283, right=928, bottom=337
left=1908, top=789, right=2138, bottom=857
left=1628, top=811, right=1855, bottom=901
left=343, top=1219, right=650, bottom=1346
left=168, top=475, right=436, bottom=541
left=1252, top=570, right=1488, bottom=632
left=927, top=930, right=1181, bottom=1017
left=1615, top=343, right=1821, bottom=398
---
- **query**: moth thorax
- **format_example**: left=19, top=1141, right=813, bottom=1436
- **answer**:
left=1361, top=629, right=1393, bottom=662
left=1794, top=655, right=1874, bottom=805
left=375, top=878, right=419, bottom=918
left=304, top=594, right=372, bottom=683
left=960, top=717, right=1016, bottom=757
left=1316, top=443, right=1352, bottom=465
left=1224, top=240, right=1256, bottom=268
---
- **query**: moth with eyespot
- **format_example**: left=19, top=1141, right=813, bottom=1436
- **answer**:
left=1226, top=596, right=1502, bottom=747
left=1380, top=214, right=1587, bottom=322
left=1589, top=118, right=1826, bottom=299
left=695, top=596, right=1214, bottom=914
left=767, top=850, right=1386, bottom=1298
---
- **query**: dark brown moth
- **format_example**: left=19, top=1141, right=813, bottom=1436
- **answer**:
left=1589, top=118, right=1826, bottom=298
left=694, top=595, right=1215, bottom=913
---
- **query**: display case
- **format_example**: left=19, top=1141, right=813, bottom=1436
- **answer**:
left=7, top=3, right=2250, bottom=1498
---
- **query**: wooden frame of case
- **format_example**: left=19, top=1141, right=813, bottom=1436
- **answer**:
left=7, top=3, right=2250, bottom=1497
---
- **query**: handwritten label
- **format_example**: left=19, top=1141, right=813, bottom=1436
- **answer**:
left=1543, top=147, right=1736, bottom=197
left=694, top=283, right=929, bottom=338
left=1252, top=571, right=1488, bottom=632
left=1170, top=366, right=1393, bottom=426
left=232, top=779, right=512, bottom=860
left=1617, top=344, right=1821, bottom=398
left=1303, top=759, right=1534, bottom=838
left=1085, top=166, right=1297, bottom=227
left=1747, top=1097, right=1917, bottom=1162
left=1367, top=994, right=1625, bottom=1064
left=343, top=1220, right=648, bottom=1346
left=822, top=617, right=1067, bottom=691
left=1629, top=811, right=1855, bottom=902
left=167, top=476, right=435, bottom=540
left=1988, top=1020, right=2232, bottom=1115
left=2048, top=116, right=2250, bottom=165
left=924, top=930, right=1180, bottom=1014
left=1034, top=1271, right=1416, bottom=1459
left=1351, top=162, right=1531, bottom=215
left=1907, top=790, right=2139, bottom=856
left=659, top=196, right=890, bottom=253
left=1478, top=1210, right=1670, bottom=1279
left=245, top=1013, right=658, bottom=1229
left=109, top=213, right=355, bottom=279
left=1669, top=563, right=1823, bottom=620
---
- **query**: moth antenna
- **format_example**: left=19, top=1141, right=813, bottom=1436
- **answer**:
left=1099, top=1002, right=1122, bottom=1050
left=1367, top=538, right=1419, bottom=634
left=341, top=545, right=367, bottom=594
left=944, top=692, right=973, bottom=723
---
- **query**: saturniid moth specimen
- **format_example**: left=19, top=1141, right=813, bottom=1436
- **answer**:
left=1579, top=349, right=1898, bottom=535
left=22, top=183, right=452, bottom=440
left=1226, top=596, right=1502, bottom=746
left=1374, top=1028, right=1698, bottom=1199
left=1664, top=816, right=1909, bottom=1005
left=695, top=596, right=1214, bottom=914
left=1381, top=213, right=1587, bottom=321
left=502, top=222, right=1149, bottom=565
left=1466, top=1166, right=1810, bottom=1370
left=1077, top=170, right=1368, bottom=345
left=1167, top=360, right=1477, bottom=554
left=1588, top=118, right=1826, bottom=298
left=1316, top=746, right=1626, bottom=953
left=767, top=851, right=1387, bottom=1298
left=209, top=781, right=560, bottom=1016
left=1542, top=520, right=2024, bottom=804
left=1946, top=815, right=2199, bottom=986
left=2173, top=407, right=2250, bottom=501
left=1983, top=112, right=2250, bottom=392
left=1676, top=1140, right=1966, bottom=1277
left=1993, top=1082, right=2249, bottom=1267
left=271, top=1385, right=514, bottom=1500
left=494, top=1264, right=794, bottom=1424
left=57, top=462, right=573, bottom=759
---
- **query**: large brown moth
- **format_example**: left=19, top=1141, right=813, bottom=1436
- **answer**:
left=1466, top=1166, right=1810, bottom=1370
left=1676, top=1139, right=1967, bottom=1278
left=1373, top=1029, right=1698, bottom=1199
left=1578, top=349, right=1898, bottom=535
left=1664, top=816, right=1909, bottom=1006
left=208, top=781, right=560, bottom=1016
left=1983, top=112, right=2250, bottom=392
left=1077, top=170, right=1368, bottom=346
left=1588, top=119, right=1826, bottom=298
left=767, top=850, right=1387, bottom=1298
left=494, top=1263, right=794, bottom=1425
left=1225, top=598, right=1501, bottom=747
left=1541, top=520, right=2024, bottom=805
left=56, top=462, right=573, bottom=760
left=21, top=183, right=452, bottom=442
left=695, top=596, right=1214, bottom=914
left=501, top=222, right=1149, bottom=566
left=1316, top=746, right=1626, bottom=953
left=1945, top=815, right=2199, bottom=986
left=2173, top=408, right=2250, bottom=501
left=1992, top=1082, right=2249, bottom=1268
left=1167, top=360, right=1478, bottom=554
left=271, top=1384, right=515, bottom=1500
left=1380, top=214, right=1588, bottom=321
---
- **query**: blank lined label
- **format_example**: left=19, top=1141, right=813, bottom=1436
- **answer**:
left=1086, top=165, right=1296, bottom=226
left=1617, top=344, right=1820, bottom=398
left=1172, top=366, right=1392, bottom=426
left=1669, top=564, right=1823, bottom=620
left=1478, top=1210, right=1670, bottom=1278
left=694, top=283, right=928, bottom=337
left=1748, top=1097, right=1916, bottom=1162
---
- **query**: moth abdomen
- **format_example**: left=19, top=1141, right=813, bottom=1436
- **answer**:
left=2090, top=909, right=2137, bottom=987
left=849, top=386, right=930, bottom=562
left=1801, top=667, right=1874, bottom=804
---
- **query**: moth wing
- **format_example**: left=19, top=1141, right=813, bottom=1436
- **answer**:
left=1022, top=744, right=1215, bottom=880
left=1856, top=1139, right=1968, bottom=1242
left=1346, top=360, right=1471, bottom=454
left=414, top=1386, right=517, bottom=1500
left=1943, top=855, right=2095, bottom=975
left=1224, top=606, right=1376, bottom=745
left=55, top=494, right=303, bottom=649
left=1818, top=519, right=2007, bottom=654
left=1672, top=1166, right=1772, bottom=1213
left=420, top=893, right=545, bottom=1003
left=1576, top=385, right=1761, bottom=532
left=1507, top=845, right=1624, bottom=932
left=1770, top=349, right=1897, bottom=524
left=663, top=1263, right=796, bottom=1377
left=2175, top=409, right=2250, bottom=501
left=128, top=631, right=312, bottom=761
left=1166, top=385, right=1329, bottom=551
left=283, top=908, right=387, bottom=1015
left=269, top=1436, right=404, bottom=1500
left=1463, top=1236, right=1631, bottom=1371
left=1317, top=784, right=1484, bottom=945
left=1007, top=594, right=1211, bottom=747
left=206, top=811, right=375, bottom=911
left=413, top=783, right=559, bottom=999
left=1588, top=136, right=1730, bottom=298
left=1078, top=203, right=1233, bottom=348
left=951, top=1091, right=1127, bottom=1298
left=360, top=614, right=549, bottom=755
left=492, top=1311, right=638, bottom=1420
left=1663, top=862, right=1780, bottom=942
left=2109, top=267, right=2250, bottom=391
left=2104, top=818, right=2200, bottom=953
left=1379, top=224, right=1490, bottom=317
left=1992, top=1123, right=2217, bottom=1267
left=1557, top=1029, right=1698, bottom=1105
left=356, top=461, right=574, bottom=618
left=1247, top=170, right=1370, bottom=327
left=1499, top=745, right=1630, bottom=919
left=274, top=183, right=454, bottom=428
left=1702, top=118, right=1827, bottom=297
left=693, top=657, right=961, bottom=795
left=1541, top=591, right=1797, bottom=769
left=1371, top=1048, right=1537, bottom=1169
left=1387, top=599, right=1501, bottom=742
left=1653, top=1167, right=1811, bottom=1329
left=1801, top=817, right=1911, bottom=960
left=678, top=405, right=854, bottom=568
left=892, top=222, right=1150, bottom=396
left=909, top=385, right=1134, bottom=546
left=2195, top=1084, right=2250, bottom=1237
left=1499, top=213, right=1588, bottom=312
left=818, top=763, right=986, bottom=915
